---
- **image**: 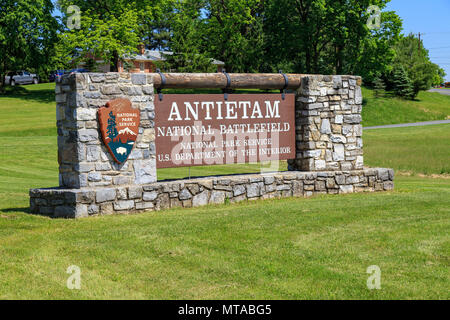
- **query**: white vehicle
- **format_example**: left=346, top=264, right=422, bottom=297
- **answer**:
left=5, top=71, right=39, bottom=86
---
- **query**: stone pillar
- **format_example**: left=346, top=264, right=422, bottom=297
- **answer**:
left=55, top=73, right=156, bottom=189
left=288, top=75, right=364, bottom=171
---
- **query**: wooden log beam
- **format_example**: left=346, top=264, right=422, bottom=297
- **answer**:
left=150, top=73, right=305, bottom=89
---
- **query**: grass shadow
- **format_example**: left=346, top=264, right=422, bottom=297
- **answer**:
left=0, top=207, right=30, bottom=214
left=0, top=85, right=55, bottom=104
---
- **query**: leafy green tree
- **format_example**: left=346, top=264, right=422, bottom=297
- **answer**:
left=354, top=10, right=402, bottom=84
left=56, top=3, right=140, bottom=71
left=326, top=0, right=398, bottom=76
left=0, top=0, right=59, bottom=91
left=263, top=0, right=329, bottom=73
left=165, top=0, right=215, bottom=72
left=432, top=67, right=446, bottom=87
left=263, top=0, right=399, bottom=77
left=56, top=0, right=175, bottom=70
left=392, top=34, right=442, bottom=97
left=203, top=0, right=265, bottom=72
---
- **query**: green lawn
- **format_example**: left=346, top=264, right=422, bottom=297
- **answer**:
left=0, top=83, right=449, bottom=299
left=364, top=125, right=450, bottom=175
left=361, top=87, right=450, bottom=127
left=1, top=176, right=449, bottom=299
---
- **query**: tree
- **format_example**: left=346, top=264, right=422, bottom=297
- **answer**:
left=391, top=66, right=413, bottom=99
left=0, top=0, right=59, bottom=91
left=392, top=34, right=442, bottom=98
left=263, top=0, right=399, bottom=77
left=56, top=0, right=175, bottom=71
left=373, top=74, right=385, bottom=98
left=107, top=111, right=118, bottom=140
left=165, top=0, right=216, bottom=72
left=354, top=10, right=402, bottom=84
left=203, top=0, right=265, bottom=72
left=264, top=0, right=330, bottom=73
left=56, top=3, right=140, bottom=71
left=432, top=67, right=446, bottom=87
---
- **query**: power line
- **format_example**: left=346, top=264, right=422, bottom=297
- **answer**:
left=422, top=32, right=450, bottom=34
left=428, top=46, right=450, bottom=50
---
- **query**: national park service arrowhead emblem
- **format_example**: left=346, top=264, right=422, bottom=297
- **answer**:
left=98, top=98, right=140, bottom=164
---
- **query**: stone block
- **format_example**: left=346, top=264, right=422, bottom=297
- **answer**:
left=333, top=144, right=345, bottom=161
left=88, top=204, right=99, bottom=215
left=320, top=118, right=331, bottom=134
left=193, top=190, right=210, bottom=207
left=134, top=159, right=157, bottom=184
left=78, top=129, right=98, bottom=142
left=114, top=200, right=135, bottom=211
left=96, top=188, right=116, bottom=203
left=136, top=201, right=154, bottom=210
left=101, top=85, right=121, bottom=95
left=246, top=183, right=261, bottom=198
left=128, top=186, right=143, bottom=199
left=131, top=73, right=147, bottom=85
left=339, top=185, right=354, bottom=194
left=209, top=191, right=226, bottom=204
left=179, top=188, right=192, bottom=200
left=88, top=172, right=102, bottom=182
left=233, top=184, right=246, bottom=197
left=143, top=191, right=158, bottom=201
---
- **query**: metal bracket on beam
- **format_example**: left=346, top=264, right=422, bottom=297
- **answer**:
left=279, top=70, right=289, bottom=100
left=222, top=69, right=232, bottom=101
left=156, top=68, right=166, bottom=101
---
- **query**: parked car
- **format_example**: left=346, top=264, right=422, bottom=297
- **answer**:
left=49, top=70, right=66, bottom=82
left=68, top=68, right=89, bottom=75
left=5, top=71, right=39, bottom=86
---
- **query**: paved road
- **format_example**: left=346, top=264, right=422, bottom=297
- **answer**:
left=364, top=120, right=450, bottom=130
left=428, top=89, right=450, bottom=95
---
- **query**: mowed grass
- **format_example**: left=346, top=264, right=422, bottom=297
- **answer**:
left=1, top=177, right=449, bottom=300
left=361, top=87, right=450, bottom=127
left=0, top=83, right=449, bottom=299
left=0, top=83, right=57, bottom=137
left=364, top=125, right=450, bottom=175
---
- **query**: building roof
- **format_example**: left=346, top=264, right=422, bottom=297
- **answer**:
left=124, top=50, right=225, bottom=66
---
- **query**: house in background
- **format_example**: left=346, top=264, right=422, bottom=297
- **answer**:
left=77, top=45, right=225, bottom=73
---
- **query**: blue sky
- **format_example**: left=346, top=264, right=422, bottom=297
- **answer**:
left=386, top=0, right=450, bottom=81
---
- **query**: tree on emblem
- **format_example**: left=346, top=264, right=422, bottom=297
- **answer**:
left=106, top=111, right=118, bottom=140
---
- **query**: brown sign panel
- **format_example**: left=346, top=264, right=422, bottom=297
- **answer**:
left=98, top=98, right=140, bottom=164
left=155, top=94, right=295, bottom=169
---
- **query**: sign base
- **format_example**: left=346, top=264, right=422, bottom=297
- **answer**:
left=30, top=168, right=394, bottom=218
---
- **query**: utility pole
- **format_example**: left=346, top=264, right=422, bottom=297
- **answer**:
left=418, top=32, right=421, bottom=53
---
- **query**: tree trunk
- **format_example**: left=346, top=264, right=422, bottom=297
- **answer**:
left=0, top=73, right=5, bottom=94
left=110, top=51, right=119, bottom=72
left=335, top=45, right=344, bottom=74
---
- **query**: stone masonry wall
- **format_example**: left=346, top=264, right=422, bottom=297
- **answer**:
left=30, top=168, right=394, bottom=218
left=288, top=75, right=363, bottom=171
left=56, top=73, right=156, bottom=189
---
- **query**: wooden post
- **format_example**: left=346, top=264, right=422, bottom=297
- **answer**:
left=150, top=73, right=305, bottom=89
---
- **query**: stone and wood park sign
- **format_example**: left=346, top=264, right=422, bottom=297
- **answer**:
left=30, top=72, right=394, bottom=218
